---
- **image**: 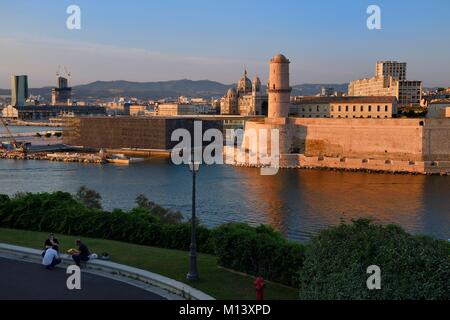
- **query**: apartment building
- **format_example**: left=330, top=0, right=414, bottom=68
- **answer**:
left=290, top=96, right=397, bottom=118
left=349, top=61, right=422, bottom=107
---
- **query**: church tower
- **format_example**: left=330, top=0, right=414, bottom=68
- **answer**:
left=268, top=54, right=291, bottom=118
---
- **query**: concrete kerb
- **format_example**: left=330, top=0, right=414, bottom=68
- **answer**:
left=0, top=243, right=214, bottom=300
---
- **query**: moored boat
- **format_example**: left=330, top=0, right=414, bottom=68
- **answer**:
left=106, top=154, right=144, bottom=165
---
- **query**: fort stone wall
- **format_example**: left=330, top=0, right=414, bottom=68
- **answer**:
left=238, top=118, right=450, bottom=174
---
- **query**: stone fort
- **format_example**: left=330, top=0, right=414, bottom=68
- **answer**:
left=238, top=54, right=450, bottom=174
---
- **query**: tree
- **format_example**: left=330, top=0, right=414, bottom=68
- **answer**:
left=135, top=194, right=184, bottom=224
left=75, top=186, right=102, bottom=210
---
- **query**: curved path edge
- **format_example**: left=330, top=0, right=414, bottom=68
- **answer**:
left=0, top=243, right=215, bottom=300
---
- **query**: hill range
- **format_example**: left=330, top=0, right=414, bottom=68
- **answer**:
left=0, top=80, right=349, bottom=100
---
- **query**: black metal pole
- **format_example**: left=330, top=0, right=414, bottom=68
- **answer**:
left=187, top=151, right=199, bottom=281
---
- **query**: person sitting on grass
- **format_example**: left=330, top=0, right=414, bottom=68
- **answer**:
left=72, top=239, right=90, bottom=267
left=42, top=245, right=61, bottom=270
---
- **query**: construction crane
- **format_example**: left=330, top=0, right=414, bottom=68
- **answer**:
left=0, top=118, right=28, bottom=154
left=56, top=65, right=71, bottom=80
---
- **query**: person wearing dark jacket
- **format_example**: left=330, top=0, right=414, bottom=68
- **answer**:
left=42, top=233, right=60, bottom=257
left=72, top=239, right=90, bottom=267
left=44, top=233, right=60, bottom=249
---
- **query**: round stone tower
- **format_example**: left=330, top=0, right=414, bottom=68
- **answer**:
left=268, top=54, right=291, bottom=118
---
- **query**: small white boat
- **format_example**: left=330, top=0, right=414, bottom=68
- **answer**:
left=106, top=154, right=144, bottom=165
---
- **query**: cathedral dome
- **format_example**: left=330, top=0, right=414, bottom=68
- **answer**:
left=227, top=88, right=237, bottom=97
left=252, top=76, right=261, bottom=92
left=271, top=54, right=290, bottom=63
left=237, top=70, right=252, bottom=93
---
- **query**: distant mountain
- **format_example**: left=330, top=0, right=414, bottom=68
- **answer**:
left=72, top=79, right=234, bottom=100
left=0, top=80, right=350, bottom=100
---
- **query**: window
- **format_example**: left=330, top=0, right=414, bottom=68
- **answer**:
left=345, top=106, right=349, bottom=112
left=331, top=106, right=334, bottom=112
left=338, top=105, right=342, bottom=112
left=317, top=106, right=320, bottom=112
left=368, top=105, right=372, bottom=112
left=385, top=105, right=388, bottom=112
left=360, top=106, right=364, bottom=112
left=353, top=106, right=356, bottom=112
left=377, top=105, right=380, bottom=112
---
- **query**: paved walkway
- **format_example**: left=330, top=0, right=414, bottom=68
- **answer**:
left=0, top=257, right=166, bottom=300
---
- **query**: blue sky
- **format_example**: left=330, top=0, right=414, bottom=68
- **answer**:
left=0, top=0, right=449, bottom=87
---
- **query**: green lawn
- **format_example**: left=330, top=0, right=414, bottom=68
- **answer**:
left=0, top=228, right=298, bottom=300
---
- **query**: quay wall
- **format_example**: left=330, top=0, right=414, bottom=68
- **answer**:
left=239, top=118, right=450, bottom=174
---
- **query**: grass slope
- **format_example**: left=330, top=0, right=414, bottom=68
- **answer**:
left=0, top=228, right=297, bottom=300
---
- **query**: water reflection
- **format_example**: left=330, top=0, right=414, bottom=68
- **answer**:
left=229, top=169, right=429, bottom=240
left=0, top=158, right=448, bottom=242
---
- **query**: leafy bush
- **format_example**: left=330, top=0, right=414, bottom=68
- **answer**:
left=0, top=192, right=215, bottom=254
left=297, top=219, right=450, bottom=300
left=212, top=223, right=305, bottom=286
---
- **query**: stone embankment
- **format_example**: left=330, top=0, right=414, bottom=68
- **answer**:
left=225, top=147, right=450, bottom=176
left=0, top=152, right=105, bottom=164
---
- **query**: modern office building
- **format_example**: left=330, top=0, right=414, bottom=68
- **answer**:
left=10, top=75, right=29, bottom=107
left=16, top=105, right=106, bottom=120
left=51, top=76, right=72, bottom=105
left=63, top=117, right=223, bottom=151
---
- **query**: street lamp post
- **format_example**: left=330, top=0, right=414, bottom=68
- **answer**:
left=187, top=149, right=200, bottom=282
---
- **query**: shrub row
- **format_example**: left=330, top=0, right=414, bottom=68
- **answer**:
left=0, top=192, right=213, bottom=253
left=0, top=192, right=302, bottom=286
